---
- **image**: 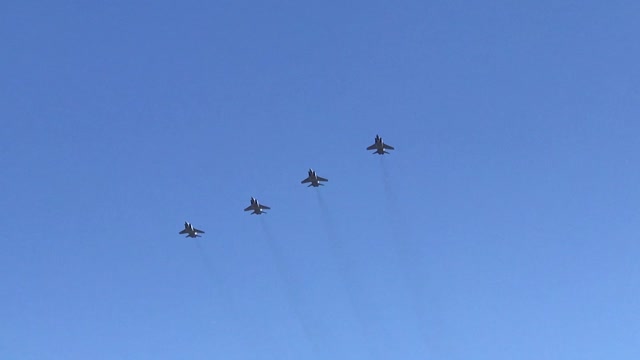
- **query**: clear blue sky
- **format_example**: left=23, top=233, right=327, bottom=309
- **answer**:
left=1, top=1, right=639, bottom=359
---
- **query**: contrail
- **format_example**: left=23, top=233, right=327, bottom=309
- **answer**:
left=378, top=156, right=438, bottom=357
left=315, top=189, right=382, bottom=359
left=259, top=217, right=320, bottom=357
left=194, top=238, right=216, bottom=277
left=194, top=238, right=240, bottom=330
left=314, top=190, right=337, bottom=241
left=193, top=238, right=228, bottom=304
left=379, top=156, right=398, bottom=210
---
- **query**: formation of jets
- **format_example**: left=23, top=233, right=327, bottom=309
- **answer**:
left=180, top=134, right=394, bottom=237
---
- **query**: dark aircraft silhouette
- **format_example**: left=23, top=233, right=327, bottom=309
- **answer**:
left=300, top=168, right=328, bottom=187
left=366, top=134, right=395, bottom=155
left=244, top=197, right=270, bottom=215
left=179, top=221, right=205, bottom=238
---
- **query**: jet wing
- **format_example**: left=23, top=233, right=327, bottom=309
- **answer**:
left=301, top=177, right=312, bottom=184
left=244, top=205, right=253, bottom=211
left=194, top=228, right=205, bottom=233
left=179, top=229, right=188, bottom=234
left=383, top=144, right=394, bottom=150
left=317, top=176, right=328, bottom=182
left=366, top=144, right=377, bottom=150
left=260, top=205, right=271, bottom=210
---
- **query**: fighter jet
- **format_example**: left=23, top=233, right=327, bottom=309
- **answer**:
left=179, top=221, right=205, bottom=238
left=244, top=197, right=270, bottom=215
left=366, top=134, right=395, bottom=155
left=300, top=168, right=328, bottom=187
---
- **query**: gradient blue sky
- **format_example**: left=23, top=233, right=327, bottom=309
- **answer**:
left=1, top=1, right=639, bottom=359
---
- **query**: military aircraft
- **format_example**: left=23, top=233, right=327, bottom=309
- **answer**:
left=244, top=197, right=270, bottom=215
left=367, top=134, right=395, bottom=155
left=300, top=168, right=328, bottom=187
left=179, top=221, right=205, bottom=238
